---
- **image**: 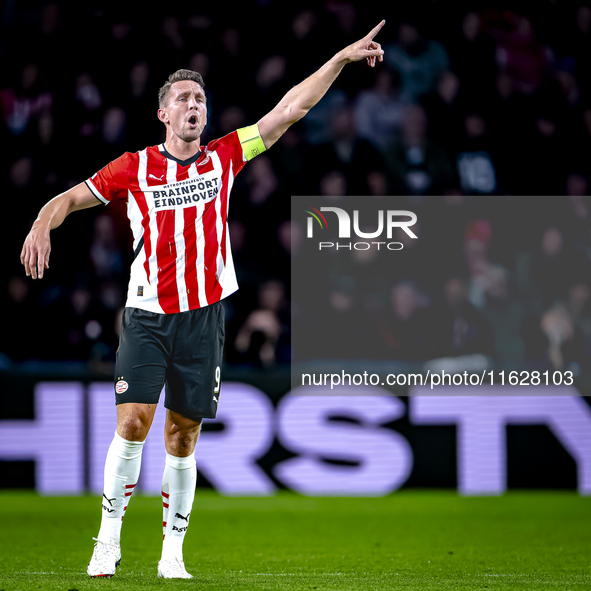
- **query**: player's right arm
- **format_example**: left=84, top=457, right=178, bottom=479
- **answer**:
left=20, top=182, right=101, bottom=279
left=257, top=20, right=385, bottom=150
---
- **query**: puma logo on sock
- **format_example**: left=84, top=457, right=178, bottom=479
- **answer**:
left=103, top=494, right=117, bottom=506
left=175, top=512, right=190, bottom=522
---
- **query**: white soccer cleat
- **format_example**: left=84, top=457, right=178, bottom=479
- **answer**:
left=87, top=537, right=121, bottom=578
left=158, top=556, right=193, bottom=579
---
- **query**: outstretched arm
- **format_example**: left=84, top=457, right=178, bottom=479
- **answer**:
left=257, top=20, right=385, bottom=149
left=20, top=182, right=101, bottom=279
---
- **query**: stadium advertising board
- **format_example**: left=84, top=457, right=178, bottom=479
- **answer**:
left=0, top=381, right=590, bottom=496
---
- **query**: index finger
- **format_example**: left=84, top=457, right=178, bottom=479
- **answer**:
left=365, top=19, right=386, bottom=41
left=21, top=244, right=32, bottom=276
left=37, top=251, right=46, bottom=279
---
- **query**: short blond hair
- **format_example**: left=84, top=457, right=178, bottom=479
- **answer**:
left=158, top=69, right=205, bottom=108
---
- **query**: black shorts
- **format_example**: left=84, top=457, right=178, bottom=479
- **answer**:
left=114, top=302, right=225, bottom=420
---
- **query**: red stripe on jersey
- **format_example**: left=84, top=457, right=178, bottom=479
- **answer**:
left=161, top=491, right=170, bottom=498
left=183, top=206, right=200, bottom=309
left=203, top=201, right=222, bottom=303
left=163, top=502, right=169, bottom=509
left=155, top=210, right=180, bottom=313
left=218, top=165, right=231, bottom=278
left=125, top=484, right=136, bottom=489
left=176, top=162, right=191, bottom=181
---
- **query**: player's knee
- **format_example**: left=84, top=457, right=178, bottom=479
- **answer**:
left=165, top=415, right=202, bottom=454
left=170, top=420, right=202, bottom=441
left=171, top=429, right=199, bottom=451
left=117, top=412, right=152, bottom=441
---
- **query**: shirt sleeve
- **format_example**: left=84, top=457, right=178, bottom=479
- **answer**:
left=208, top=124, right=266, bottom=177
left=85, top=152, right=132, bottom=204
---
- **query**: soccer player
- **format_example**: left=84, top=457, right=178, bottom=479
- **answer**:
left=20, top=20, right=385, bottom=579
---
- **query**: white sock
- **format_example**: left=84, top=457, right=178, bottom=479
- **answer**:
left=161, top=451, right=196, bottom=561
left=97, top=431, right=144, bottom=546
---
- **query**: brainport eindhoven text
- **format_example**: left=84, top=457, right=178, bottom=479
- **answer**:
left=306, top=207, right=418, bottom=250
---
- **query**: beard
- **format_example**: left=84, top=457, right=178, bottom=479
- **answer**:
left=178, top=124, right=204, bottom=143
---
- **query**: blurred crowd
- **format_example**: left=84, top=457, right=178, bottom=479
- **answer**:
left=2, top=2, right=591, bottom=376
left=291, top=195, right=591, bottom=376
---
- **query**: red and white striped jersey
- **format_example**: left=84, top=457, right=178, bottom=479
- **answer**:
left=85, top=130, right=249, bottom=314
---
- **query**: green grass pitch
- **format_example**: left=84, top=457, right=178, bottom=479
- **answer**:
left=0, top=490, right=589, bottom=590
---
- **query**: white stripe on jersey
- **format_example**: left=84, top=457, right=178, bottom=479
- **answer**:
left=195, top=201, right=208, bottom=308
left=137, top=150, right=158, bottom=284
left=220, top=159, right=237, bottom=299
left=169, top=158, right=190, bottom=313
left=212, top=152, right=225, bottom=283
left=126, top=187, right=144, bottom=302
left=134, top=149, right=163, bottom=313
left=221, top=223, right=238, bottom=300
left=127, top=187, right=143, bottom=256
left=184, top=161, right=208, bottom=308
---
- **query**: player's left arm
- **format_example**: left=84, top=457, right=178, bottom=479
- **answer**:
left=257, top=20, right=385, bottom=150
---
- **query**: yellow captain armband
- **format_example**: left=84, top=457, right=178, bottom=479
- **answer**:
left=237, top=124, right=266, bottom=161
